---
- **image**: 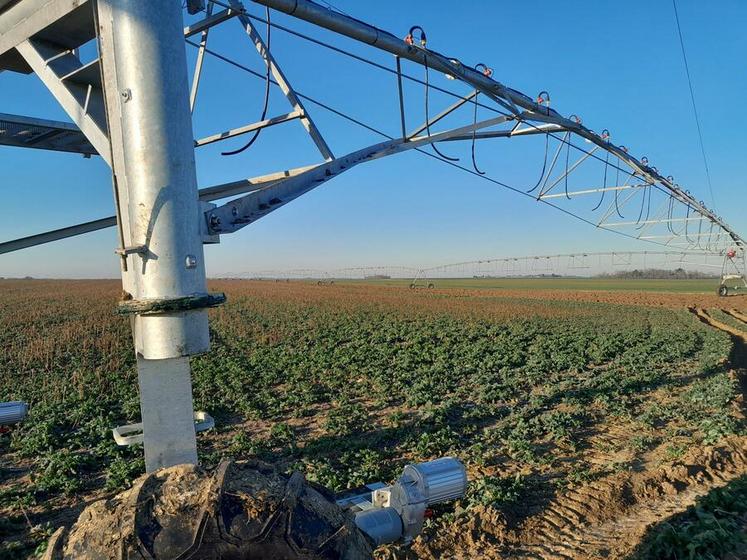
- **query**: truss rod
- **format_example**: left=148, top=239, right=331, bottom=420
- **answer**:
left=183, top=40, right=707, bottom=250
left=440, top=123, right=567, bottom=142
left=539, top=146, right=600, bottom=197
left=184, top=6, right=238, bottom=38
left=639, top=232, right=731, bottom=240
left=189, top=1, right=215, bottom=113
left=194, top=110, right=303, bottom=147
left=408, top=90, right=478, bottom=138
left=603, top=216, right=709, bottom=227
left=233, top=1, right=334, bottom=160
left=249, top=0, right=743, bottom=247
left=540, top=184, right=647, bottom=200
left=0, top=165, right=320, bottom=254
left=206, top=114, right=512, bottom=233
left=0, top=217, right=117, bottom=255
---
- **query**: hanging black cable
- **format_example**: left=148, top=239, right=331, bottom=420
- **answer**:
left=635, top=185, right=651, bottom=230
left=633, top=188, right=652, bottom=231
left=665, top=178, right=676, bottom=235
left=221, top=6, right=272, bottom=156
left=564, top=134, right=571, bottom=199
left=666, top=195, right=675, bottom=234
left=423, top=51, right=460, bottom=162
left=706, top=222, right=718, bottom=251
left=468, top=63, right=493, bottom=174
left=695, top=210, right=704, bottom=249
left=613, top=159, right=624, bottom=218
left=635, top=185, right=649, bottom=226
left=470, top=91, right=485, bottom=174
left=525, top=132, right=550, bottom=194
left=592, top=129, right=611, bottom=211
left=683, top=204, right=694, bottom=244
left=563, top=115, right=582, bottom=200
left=642, top=185, right=652, bottom=226
left=592, top=152, right=608, bottom=211
left=189, top=39, right=716, bottom=251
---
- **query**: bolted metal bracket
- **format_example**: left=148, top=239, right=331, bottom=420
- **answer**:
left=113, top=411, right=215, bottom=447
left=200, top=201, right=221, bottom=244
left=187, top=0, right=206, bottom=15
left=114, top=244, right=147, bottom=257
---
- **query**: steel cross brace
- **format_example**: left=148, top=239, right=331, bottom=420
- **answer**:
left=0, top=164, right=321, bottom=255
left=250, top=0, right=743, bottom=247
left=230, top=0, right=334, bottom=160
left=206, top=114, right=511, bottom=234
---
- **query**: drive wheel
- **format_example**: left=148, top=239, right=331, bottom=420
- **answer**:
left=718, top=285, right=729, bottom=297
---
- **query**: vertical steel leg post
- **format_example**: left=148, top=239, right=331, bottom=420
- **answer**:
left=97, top=1, right=210, bottom=472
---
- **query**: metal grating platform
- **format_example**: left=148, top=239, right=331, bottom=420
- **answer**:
left=0, top=112, right=97, bottom=155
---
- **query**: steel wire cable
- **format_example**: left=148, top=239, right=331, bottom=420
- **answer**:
left=243, top=8, right=731, bottom=241
left=423, top=52, right=460, bottom=162
left=470, top=91, right=485, bottom=174
left=241, top=11, right=659, bottom=181
left=185, top=40, right=720, bottom=252
left=592, top=152, right=609, bottom=211
left=212, top=2, right=729, bottom=245
left=672, top=0, right=716, bottom=210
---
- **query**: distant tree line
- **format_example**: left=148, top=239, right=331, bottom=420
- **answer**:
left=597, top=268, right=718, bottom=280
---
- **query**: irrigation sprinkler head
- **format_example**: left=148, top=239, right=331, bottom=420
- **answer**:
left=339, top=457, right=467, bottom=545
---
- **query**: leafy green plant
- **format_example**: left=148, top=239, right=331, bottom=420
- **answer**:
left=464, top=474, right=526, bottom=510
left=105, top=455, right=144, bottom=492
left=632, top=476, right=747, bottom=560
left=324, top=401, right=368, bottom=437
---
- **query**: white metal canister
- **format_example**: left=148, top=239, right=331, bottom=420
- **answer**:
left=0, top=401, right=28, bottom=425
left=402, top=457, right=467, bottom=505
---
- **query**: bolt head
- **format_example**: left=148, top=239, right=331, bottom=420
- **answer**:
left=185, top=255, right=197, bottom=269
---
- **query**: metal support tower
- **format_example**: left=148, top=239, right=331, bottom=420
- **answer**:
left=0, top=0, right=221, bottom=472
left=1, top=0, right=745, bottom=474
left=95, top=1, right=212, bottom=471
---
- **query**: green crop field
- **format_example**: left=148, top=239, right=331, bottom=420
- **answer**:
left=343, top=277, right=720, bottom=293
left=0, top=279, right=745, bottom=559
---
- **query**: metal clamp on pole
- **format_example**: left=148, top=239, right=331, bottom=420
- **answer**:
left=116, top=293, right=227, bottom=316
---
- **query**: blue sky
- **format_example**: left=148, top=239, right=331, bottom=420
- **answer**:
left=1, top=0, right=745, bottom=278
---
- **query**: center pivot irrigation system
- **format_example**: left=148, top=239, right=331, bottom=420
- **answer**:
left=0, top=0, right=745, bottom=547
left=228, top=249, right=743, bottom=289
